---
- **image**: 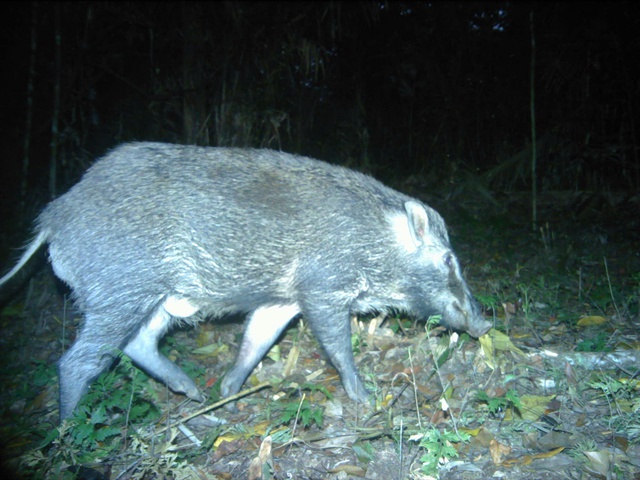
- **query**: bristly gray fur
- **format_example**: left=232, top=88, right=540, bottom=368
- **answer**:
left=1, top=143, right=491, bottom=419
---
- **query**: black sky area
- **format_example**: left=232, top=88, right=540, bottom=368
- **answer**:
left=0, top=1, right=639, bottom=221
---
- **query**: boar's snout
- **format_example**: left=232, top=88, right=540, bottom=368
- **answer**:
left=455, top=300, right=491, bottom=338
left=444, top=299, right=493, bottom=338
left=466, top=316, right=492, bottom=338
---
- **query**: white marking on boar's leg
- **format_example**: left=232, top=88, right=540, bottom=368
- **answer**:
left=221, top=304, right=300, bottom=398
left=123, top=296, right=204, bottom=402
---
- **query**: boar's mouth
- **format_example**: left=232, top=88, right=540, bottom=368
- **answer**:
left=447, top=301, right=492, bottom=338
left=465, top=319, right=492, bottom=338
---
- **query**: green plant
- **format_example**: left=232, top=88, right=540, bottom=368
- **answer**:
left=517, top=283, right=533, bottom=319
left=410, top=427, right=470, bottom=476
left=475, top=292, right=499, bottom=317
left=265, top=426, right=293, bottom=444
left=19, top=354, right=161, bottom=475
left=298, top=382, right=333, bottom=400
left=31, top=360, right=57, bottom=388
left=476, top=389, right=522, bottom=416
left=575, top=331, right=612, bottom=352
left=279, top=399, right=324, bottom=429
left=9, top=360, right=57, bottom=402
left=125, top=429, right=196, bottom=479
left=422, top=314, right=454, bottom=374
left=382, top=313, right=414, bottom=335
left=176, top=358, right=206, bottom=388
left=426, top=314, right=443, bottom=332
left=79, top=356, right=160, bottom=420
left=475, top=292, right=498, bottom=310
left=587, top=375, right=636, bottom=401
left=351, top=330, right=364, bottom=355
left=585, top=375, right=640, bottom=444
left=352, top=440, right=377, bottom=464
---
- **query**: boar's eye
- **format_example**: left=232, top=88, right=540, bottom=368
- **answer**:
left=444, top=252, right=454, bottom=269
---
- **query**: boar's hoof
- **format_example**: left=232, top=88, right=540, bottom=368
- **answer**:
left=186, top=388, right=205, bottom=403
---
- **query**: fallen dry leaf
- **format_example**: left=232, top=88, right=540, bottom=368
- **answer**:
left=489, top=439, right=512, bottom=464
left=518, top=394, right=556, bottom=421
left=247, top=436, right=273, bottom=480
left=576, top=315, right=607, bottom=326
left=501, top=447, right=564, bottom=467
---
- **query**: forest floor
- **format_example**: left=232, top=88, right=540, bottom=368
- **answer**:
left=0, top=187, right=639, bottom=479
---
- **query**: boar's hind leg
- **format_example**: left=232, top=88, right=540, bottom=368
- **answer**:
left=220, top=304, right=300, bottom=398
left=123, top=296, right=205, bottom=403
left=306, top=306, right=370, bottom=404
left=59, top=313, right=135, bottom=419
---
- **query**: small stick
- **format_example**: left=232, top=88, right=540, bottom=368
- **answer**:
left=152, top=382, right=272, bottom=436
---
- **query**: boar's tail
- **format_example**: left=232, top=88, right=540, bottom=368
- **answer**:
left=0, top=231, right=48, bottom=287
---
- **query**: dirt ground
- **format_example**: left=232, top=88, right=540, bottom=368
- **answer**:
left=1, top=190, right=639, bottom=479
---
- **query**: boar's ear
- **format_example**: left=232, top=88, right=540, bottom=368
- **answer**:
left=404, top=201, right=429, bottom=245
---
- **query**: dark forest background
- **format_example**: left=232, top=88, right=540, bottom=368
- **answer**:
left=1, top=5, right=640, bottom=477
left=0, top=1, right=638, bottom=227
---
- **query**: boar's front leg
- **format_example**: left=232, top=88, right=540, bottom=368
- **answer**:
left=221, top=304, right=301, bottom=398
left=304, top=303, right=370, bottom=404
left=123, top=296, right=205, bottom=403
